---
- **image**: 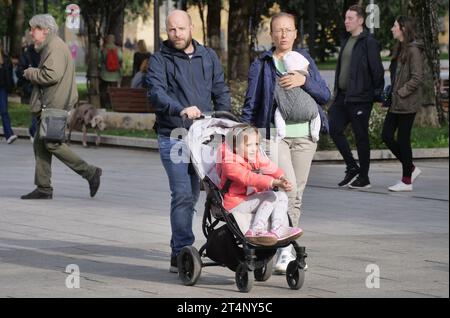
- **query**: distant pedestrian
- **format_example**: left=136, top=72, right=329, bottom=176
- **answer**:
left=16, top=42, right=40, bottom=141
left=133, top=39, right=151, bottom=76
left=21, top=14, right=102, bottom=200
left=382, top=16, right=424, bottom=192
left=328, top=4, right=385, bottom=189
left=99, top=34, right=122, bottom=108
left=131, top=58, right=149, bottom=89
left=0, top=41, right=18, bottom=144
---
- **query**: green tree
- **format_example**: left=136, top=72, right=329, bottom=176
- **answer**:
left=1, top=0, right=67, bottom=57
left=227, top=0, right=253, bottom=81
left=207, top=0, right=221, bottom=58
left=409, top=0, right=446, bottom=126
left=7, top=0, right=25, bottom=58
left=78, top=0, right=152, bottom=106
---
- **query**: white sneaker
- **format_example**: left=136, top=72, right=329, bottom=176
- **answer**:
left=388, top=181, right=413, bottom=192
left=6, top=135, right=18, bottom=144
left=412, top=167, right=422, bottom=183
left=273, top=246, right=295, bottom=275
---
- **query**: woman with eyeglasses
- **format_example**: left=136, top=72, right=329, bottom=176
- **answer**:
left=241, top=12, right=330, bottom=274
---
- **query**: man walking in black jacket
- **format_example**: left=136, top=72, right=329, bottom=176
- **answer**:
left=147, top=10, right=230, bottom=273
left=329, top=5, right=384, bottom=189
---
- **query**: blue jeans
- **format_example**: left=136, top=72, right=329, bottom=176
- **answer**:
left=0, top=88, right=14, bottom=139
left=158, top=135, right=200, bottom=257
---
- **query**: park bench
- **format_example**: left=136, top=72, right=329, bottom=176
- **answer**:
left=108, top=87, right=155, bottom=113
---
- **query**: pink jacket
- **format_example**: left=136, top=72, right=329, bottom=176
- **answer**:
left=217, top=144, right=284, bottom=211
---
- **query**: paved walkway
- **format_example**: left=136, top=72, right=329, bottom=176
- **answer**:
left=0, top=139, right=448, bottom=298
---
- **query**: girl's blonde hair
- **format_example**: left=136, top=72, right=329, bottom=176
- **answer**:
left=226, top=124, right=260, bottom=154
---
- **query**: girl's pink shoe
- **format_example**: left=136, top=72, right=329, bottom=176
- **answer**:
left=245, top=229, right=278, bottom=246
left=270, top=226, right=303, bottom=244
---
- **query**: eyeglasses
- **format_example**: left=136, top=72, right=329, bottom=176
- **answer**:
left=272, top=29, right=297, bottom=36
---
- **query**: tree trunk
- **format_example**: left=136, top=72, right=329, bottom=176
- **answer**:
left=81, top=10, right=101, bottom=107
left=410, top=0, right=442, bottom=127
left=307, top=0, right=316, bottom=59
left=227, top=0, right=252, bottom=82
left=207, top=0, right=221, bottom=59
left=197, top=1, right=207, bottom=45
left=8, top=0, right=25, bottom=58
left=106, top=0, right=126, bottom=46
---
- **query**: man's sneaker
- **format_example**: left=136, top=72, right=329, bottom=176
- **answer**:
left=170, top=256, right=178, bottom=273
left=412, top=167, right=422, bottom=183
left=338, top=167, right=360, bottom=187
left=273, top=246, right=296, bottom=275
left=20, top=189, right=52, bottom=200
left=348, top=176, right=371, bottom=189
left=7, top=135, right=18, bottom=144
left=388, top=181, right=412, bottom=192
left=88, top=167, right=102, bottom=197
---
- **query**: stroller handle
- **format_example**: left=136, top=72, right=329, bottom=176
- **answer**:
left=202, top=111, right=241, bottom=122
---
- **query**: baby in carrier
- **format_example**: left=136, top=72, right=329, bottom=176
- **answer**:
left=217, top=125, right=303, bottom=246
left=274, top=51, right=319, bottom=141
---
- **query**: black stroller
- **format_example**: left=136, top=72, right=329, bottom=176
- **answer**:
left=177, top=111, right=307, bottom=292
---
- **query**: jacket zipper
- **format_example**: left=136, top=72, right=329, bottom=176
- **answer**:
left=189, top=57, right=202, bottom=110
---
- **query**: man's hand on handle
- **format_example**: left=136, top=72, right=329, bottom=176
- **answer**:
left=180, top=106, right=202, bottom=119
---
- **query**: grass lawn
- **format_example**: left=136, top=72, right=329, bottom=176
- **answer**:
left=411, top=124, right=449, bottom=149
left=101, top=128, right=157, bottom=139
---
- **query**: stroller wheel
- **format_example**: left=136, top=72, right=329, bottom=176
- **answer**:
left=235, top=263, right=254, bottom=293
left=254, top=259, right=273, bottom=282
left=286, top=261, right=305, bottom=290
left=178, top=246, right=202, bottom=286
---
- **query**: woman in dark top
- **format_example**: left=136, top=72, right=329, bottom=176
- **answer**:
left=133, top=39, right=151, bottom=76
left=16, top=43, right=40, bottom=140
left=382, top=16, right=424, bottom=192
left=0, top=43, right=17, bottom=144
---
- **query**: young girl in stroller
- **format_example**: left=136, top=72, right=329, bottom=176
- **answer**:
left=217, top=124, right=303, bottom=246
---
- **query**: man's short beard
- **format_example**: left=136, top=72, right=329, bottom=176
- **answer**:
left=170, top=35, right=193, bottom=51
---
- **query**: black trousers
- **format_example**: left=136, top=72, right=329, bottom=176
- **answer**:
left=328, top=93, right=373, bottom=178
left=382, top=111, right=416, bottom=178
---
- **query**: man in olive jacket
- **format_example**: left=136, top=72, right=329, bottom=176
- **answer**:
left=21, top=14, right=102, bottom=200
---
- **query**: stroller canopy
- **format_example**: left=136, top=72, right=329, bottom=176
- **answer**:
left=186, top=117, right=243, bottom=187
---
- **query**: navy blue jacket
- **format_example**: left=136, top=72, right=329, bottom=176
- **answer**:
left=16, top=44, right=40, bottom=99
left=333, top=30, right=385, bottom=104
left=241, top=48, right=331, bottom=139
left=0, top=54, right=14, bottom=92
left=147, top=40, right=230, bottom=136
